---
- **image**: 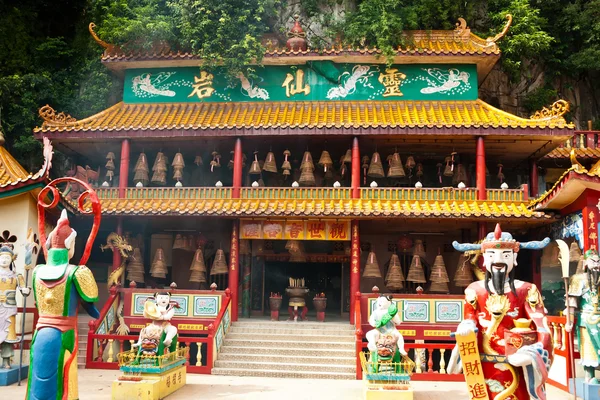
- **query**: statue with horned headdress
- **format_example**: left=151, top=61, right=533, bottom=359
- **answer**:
left=565, top=248, right=600, bottom=384
left=448, top=224, right=553, bottom=400
left=26, top=177, right=101, bottom=400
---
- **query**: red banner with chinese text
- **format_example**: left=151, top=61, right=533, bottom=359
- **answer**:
left=240, top=220, right=350, bottom=241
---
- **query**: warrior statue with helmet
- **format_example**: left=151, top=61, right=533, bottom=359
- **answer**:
left=448, top=224, right=553, bottom=400
left=0, top=241, right=30, bottom=369
left=565, top=248, right=600, bottom=383
left=26, top=176, right=102, bottom=400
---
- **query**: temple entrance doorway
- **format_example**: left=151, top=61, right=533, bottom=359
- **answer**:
left=265, top=261, right=345, bottom=317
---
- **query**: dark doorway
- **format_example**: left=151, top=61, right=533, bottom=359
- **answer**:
left=265, top=262, right=342, bottom=314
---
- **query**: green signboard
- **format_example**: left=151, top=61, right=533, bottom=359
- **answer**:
left=123, top=62, right=477, bottom=104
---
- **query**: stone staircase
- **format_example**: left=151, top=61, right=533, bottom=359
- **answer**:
left=212, top=319, right=356, bottom=379
left=77, top=315, right=93, bottom=368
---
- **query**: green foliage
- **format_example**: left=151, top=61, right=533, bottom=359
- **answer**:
left=522, top=87, right=558, bottom=114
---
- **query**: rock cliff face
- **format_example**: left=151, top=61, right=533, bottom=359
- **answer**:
left=268, top=2, right=596, bottom=129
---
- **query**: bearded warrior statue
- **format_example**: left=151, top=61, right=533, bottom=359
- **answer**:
left=448, top=224, right=553, bottom=400
left=565, top=249, right=600, bottom=383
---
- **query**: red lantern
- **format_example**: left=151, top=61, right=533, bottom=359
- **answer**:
left=397, top=235, right=413, bottom=252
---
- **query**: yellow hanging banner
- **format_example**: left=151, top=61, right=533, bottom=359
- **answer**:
left=240, top=220, right=350, bottom=241
left=455, top=330, right=490, bottom=400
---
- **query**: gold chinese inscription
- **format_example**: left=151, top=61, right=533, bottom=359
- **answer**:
left=282, top=70, right=310, bottom=97
left=378, top=68, right=406, bottom=97
left=188, top=71, right=215, bottom=99
left=455, top=330, right=490, bottom=400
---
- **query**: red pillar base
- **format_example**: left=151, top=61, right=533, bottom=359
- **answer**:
left=316, top=311, right=325, bottom=322
left=288, top=306, right=308, bottom=321
left=270, top=310, right=279, bottom=321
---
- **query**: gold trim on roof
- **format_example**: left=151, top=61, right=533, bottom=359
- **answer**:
left=530, top=100, right=570, bottom=121
left=35, top=99, right=574, bottom=134
left=486, top=14, right=512, bottom=44
left=0, top=137, right=53, bottom=190
left=70, top=197, right=549, bottom=219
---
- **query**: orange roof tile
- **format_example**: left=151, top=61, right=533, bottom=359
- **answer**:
left=35, top=100, right=573, bottom=135
left=0, top=137, right=53, bottom=194
left=69, top=196, right=549, bottom=220
left=542, top=147, right=600, bottom=160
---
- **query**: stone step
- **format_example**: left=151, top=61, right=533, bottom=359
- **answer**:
left=229, top=326, right=355, bottom=336
left=217, top=353, right=356, bottom=365
left=225, top=332, right=354, bottom=343
left=233, top=321, right=354, bottom=331
left=223, top=338, right=354, bottom=350
left=220, top=346, right=354, bottom=357
left=214, top=359, right=355, bottom=373
left=211, top=367, right=355, bottom=380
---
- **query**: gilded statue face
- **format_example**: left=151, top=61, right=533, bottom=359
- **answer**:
left=0, top=253, right=12, bottom=269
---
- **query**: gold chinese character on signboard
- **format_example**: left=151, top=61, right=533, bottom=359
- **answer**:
left=378, top=68, right=406, bottom=97
left=282, top=70, right=310, bottom=97
left=188, top=71, right=215, bottom=99
left=468, top=383, right=487, bottom=399
left=459, top=340, right=477, bottom=356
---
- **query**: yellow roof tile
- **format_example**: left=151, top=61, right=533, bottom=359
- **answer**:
left=0, top=137, right=53, bottom=193
left=35, top=100, right=573, bottom=135
left=68, top=196, right=550, bottom=220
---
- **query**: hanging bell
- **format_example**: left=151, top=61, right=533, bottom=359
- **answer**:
left=263, top=151, right=278, bottom=173
left=576, top=255, right=585, bottom=273
left=210, top=249, right=229, bottom=275
left=406, top=255, right=426, bottom=283
left=453, top=164, right=467, bottom=186
left=387, top=152, right=405, bottom=178
left=450, top=151, right=457, bottom=172
left=405, top=156, right=416, bottom=170
left=362, top=155, right=370, bottom=185
left=172, top=152, right=185, bottom=169
left=540, top=241, right=560, bottom=268
left=281, top=149, right=292, bottom=171
left=429, top=253, right=450, bottom=293
left=416, top=163, right=424, bottom=178
left=368, top=152, right=384, bottom=178
left=413, top=239, right=426, bottom=258
left=172, top=234, right=185, bottom=250
left=190, top=248, right=207, bottom=273
left=194, top=156, right=203, bottom=166
left=150, top=248, right=168, bottom=279
left=443, top=156, right=453, bottom=177
left=363, top=251, right=382, bottom=278
left=343, top=149, right=352, bottom=163
left=134, top=152, right=150, bottom=186
left=497, top=163, right=505, bottom=183
left=318, top=150, right=333, bottom=172
left=300, top=151, right=314, bottom=171
left=127, top=247, right=145, bottom=283
left=299, top=166, right=316, bottom=186
left=385, top=254, right=404, bottom=291
left=454, top=254, right=474, bottom=287
left=249, top=152, right=261, bottom=175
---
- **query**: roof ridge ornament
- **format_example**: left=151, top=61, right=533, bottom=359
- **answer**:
left=454, top=18, right=471, bottom=38
left=569, top=149, right=588, bottom=174
left=486, top=14, right=513, bottom=44
left=530, top=99, right=570, bottom=120
left=39, top=105, right=77, bottom=126
left=89, top=22, right=116, bottom=52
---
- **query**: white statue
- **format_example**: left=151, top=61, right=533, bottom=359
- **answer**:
left=133, top=292, right=178, bottom=356
left=366, top=295, right=406, bottom=365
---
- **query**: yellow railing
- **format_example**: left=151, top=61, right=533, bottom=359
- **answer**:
left=117, top=346, right=189, bottom=368
left=95, top=186, right=525, bottom=202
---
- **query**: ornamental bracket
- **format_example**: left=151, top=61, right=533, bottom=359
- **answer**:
left=486, top=14, right=513, bottom=44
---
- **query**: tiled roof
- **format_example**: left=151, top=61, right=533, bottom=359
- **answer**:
left=542, top=147, right=600, bottom=160
left=69, top=197, right=550, bottom=219
left=35, top=100, right=573, bottom=135
left=0, top=137, right=53, bottom=194
left=530, top=152, right=600, bottom=209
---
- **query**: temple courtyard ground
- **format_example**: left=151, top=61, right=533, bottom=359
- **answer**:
left=4, top=369, right=577, bottom=399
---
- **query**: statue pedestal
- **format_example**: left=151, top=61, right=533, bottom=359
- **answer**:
left=288, top=306, right=308, bottom=321
left=570, top=377, right=600, bottom=400
left=363, top=385, right=413, bottom=400
left=270, top=310, right=279, bottom=321
left=112, top=364, right=186, bottom=400
left=0, top=364, right=28, bottom=386
left=316, top=311, right=325, bottom=322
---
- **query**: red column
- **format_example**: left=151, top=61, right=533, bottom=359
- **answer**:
left=350, top=220, right=360, bottom=324
left=228, top=221, right=240, bottom=321
left=232, top=138, right=243, bottom=198
left=113, top=218, right=122, bottom=272
left=351, top=137, right=360, bottom=199
left=478, top=222, right=487, bottom=240
left=530, top=159, right=539, bottom=198
left=118, top=139, right=130, bottom=198
left=476, top=136, right=486, bottom=200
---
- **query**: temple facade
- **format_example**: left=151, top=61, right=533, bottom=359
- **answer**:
left=29, top=17, right=595, bottom=381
